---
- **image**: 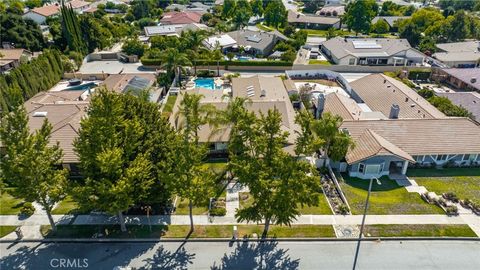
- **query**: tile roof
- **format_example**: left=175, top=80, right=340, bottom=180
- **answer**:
left=30, top=5, right=60, bottom=17
left=67, top=0, right=90, bottom=9
left=340, top=118, right=480, bottom=156
left=437, top=92, right=480, bottom=122
left=349, top=74, right=445, bottom=119
left=323, top=92, right=362, bottom=121
left=0, top=49, right=30, bottom=61
left=288, top=10, right=340, bottom=25
left=436, top=41, right=480, bottom=52
left=441, top=68, right=480, bottom=91
left=433, top=51, right=480, bottom=63
left=345, top=129, right=414, bottom=164
left=160, top=11, right=202, bottom=24
left=322, top=37, right=413, bottom=60
left=101, top=74, right=156, bottom=93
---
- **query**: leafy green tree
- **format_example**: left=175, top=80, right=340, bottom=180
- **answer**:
left=24, top=0, right=42, bottom=8
left=371, top=19, right=390, bottom=34
left=6, top=0, right=24, bottom=14
left=344, top=0, right=378, bottom=35
left=301, top=0, right=325, bottom=14
left=251, top=0, right=264, bottom=16
left=172, top=93, right=217, bottom=234
left=130, top=0, right=154, bottom=20
left=0, top=13, right=45, bottom=51
left=74, top=88, right=177, bottom=232
left=399, top=21, right=421, bottom=47
left=222, top=0, right=236, bottom=18
left=326, top=27, right=337, bottom=40
left=122, top=38, right=146, bottom=57
left=294, top=110, right=324, bottom=157
left=229, top=109, right=321, bottom=239
left=80, top=15, right=113, bottom=52
left=445, top=10, right=470, bottom=41
left=0, top=106, right=68, bottom=232
left=181, top=30, right=208, bottom=52
left=264, top=0, right=287, bottom=28
left=159, top=48, right=191, bottom=86
left=233, top=2, right=252, bottom=30
left=61, top=0, right=87, bottom=54
left=418, top=36, right=437, bottom=54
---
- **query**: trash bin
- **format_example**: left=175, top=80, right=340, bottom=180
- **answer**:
left=233, top=225, right=238, bottom=240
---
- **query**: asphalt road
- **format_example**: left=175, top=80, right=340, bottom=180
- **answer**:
left=1, top=240, right=479, bottom=270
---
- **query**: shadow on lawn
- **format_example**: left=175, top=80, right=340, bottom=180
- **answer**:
left=407, top=168, right=480, bottom=177
left=341, top=175, right=400, bottom=192
left=211, top=241, right=300, bottom=270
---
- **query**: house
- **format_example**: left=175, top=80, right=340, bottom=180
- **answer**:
left=316, top=5, right=345, bottom=17
left=431, top=68, right=480, bottom=92
left=23, top=90, right=91, bottom=171
left=203, top=30, right=287, bottom=56
left=169, top=76, right=299, bottom=155
left=23, top=4, right=60, bottom=25
left=165, top=2, right=210, bottom=13
left=101, top=73, right=163, bottom=102
left=321, top=37, right=425, bottom=66
left=287, top=10, right=341, bottom=30
left=436, top=92, right=480, bottom=122
left=433, top=41, right=480, bottom=68
left=144, top=23, right=209, bottom=38
left=67, top=0, right=91, bottom=13
left=371, top=16, right=410, bottom=31
left=159, top=11, right=202, bottom=25
left=0, top=49, right=33, bottom=74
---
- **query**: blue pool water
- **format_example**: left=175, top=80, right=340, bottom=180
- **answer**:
left=65, top=82, right=97, bottom=91
left=237, top=56, right=252, bottom=61
left=194, top=78, right=216, bottom=90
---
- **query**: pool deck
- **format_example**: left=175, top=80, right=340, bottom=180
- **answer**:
left=49, top=80, right=102, bottom=92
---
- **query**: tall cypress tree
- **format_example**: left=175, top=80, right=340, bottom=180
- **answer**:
left=60, top=0, right=86, bottom=54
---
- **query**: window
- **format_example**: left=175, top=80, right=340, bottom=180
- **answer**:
left=359, top=163, right=365, bottom=173
left=349, top=58, right=356, bottom=65
left=462, top=154, right=476, bottom=161
left=365, top=164, right=381, bottom=174
left=437, top=155, right=448, bottom=161
left=415, top=155, right=425, bottom=162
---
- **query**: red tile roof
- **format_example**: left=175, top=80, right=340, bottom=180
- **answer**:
left=31, top=5, right=60, bottom=17
left=160, top=11, right=202, bottom=24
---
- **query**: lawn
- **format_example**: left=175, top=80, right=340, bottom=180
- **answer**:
left=52, top=196, right=82, bottom=215
left=202, top=162, right=228, bottom=174
left=240, top=192, right=331, bottom=214
left=306, top=29, right=354, bottom=37
left=161, top=95, right=177, bottom=117
left=408, top=168, right=480, bottom=201
left=239, top=192, right=254, bottom=209
left=0, top=226, right=18, bottom=238
left=308, top=60, right=332, bottom=65
left=0, top=188, right=25, bottom=215
left=255, top=23, right=274, bottom=31
left=174, top=197, right=209, bottom=215
left=364, top=224, right=477, bottom=237
left=40, top=224, right=335, bottom=238
left=339, top=175, right=444, bottom=215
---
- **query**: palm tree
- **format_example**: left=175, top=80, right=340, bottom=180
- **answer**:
left=159, top=48, right=192, bottom=86
left=181, top=30, right=208, bottom=52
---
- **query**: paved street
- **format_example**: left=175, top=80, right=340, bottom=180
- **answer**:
left=1, top=240, right=479, bottom=269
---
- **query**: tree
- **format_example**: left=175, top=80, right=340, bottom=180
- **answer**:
left=229, top=109, right=321, bottom=239
left=344, top=0, right=378, bottom=35
left=122, top=38, right=146, bottom=57
left=371, top=19, right=390, bottom=34
left=73, top=88, right=177, bottom=232
left=251, top=0, right=264, bottom=16
left=130, top=0, right=154, bottom=20
left=0, top=106, right=68, bottom=232
left=6, top=0, right=24, bottom=15
left=264, top=0, right=287, bottom=28
left=0, top=13, right=45, bottom=51
left=24, top=0, right=42, bottom=9
left=222, top=0, right=236, bottom=18
left=60, top=0, right=87, bottom=54
left=399, top=21, right=422, bottom=47
left=181, top=30, right=208, bottom=52
left=159, top=48, right=191, bottom=86
left=172, top=93, right=217, bottom=234
left=80, top=15, right=113, bottom=52
left=301, top=0, right=325, bottom=14
left=445, top=10, right=470, bottom=41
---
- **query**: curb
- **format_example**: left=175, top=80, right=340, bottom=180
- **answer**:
left=1, top=237, right=479, bottom=244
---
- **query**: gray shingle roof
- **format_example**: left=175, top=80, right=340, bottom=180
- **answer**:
left=437, top=92, right=480, bottom=122
left=322, top=37, right=413, bottom=60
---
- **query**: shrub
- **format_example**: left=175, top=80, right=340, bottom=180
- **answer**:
left=141, top=59, right=294, bottom=67
left=210, top=207, right=226, bottom=216
left=408, top=69, right=431, bottom=81
left=337, top=203, right=349, bottom=215
left=21, top=202, right=35, bottom=216
left=443, top=192, right=459, bottom=203
left=445, top=205, right=458, bottom=216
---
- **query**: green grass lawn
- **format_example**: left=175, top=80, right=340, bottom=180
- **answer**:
left=0, top=226, right=18, bottom=238
left=40, top=224, right=335, bottom=238
left=52, top=196, right=82, bottom=215
left=161, top=95, right=177, bottom=117
left=174, top=197, right=209, bottom=215
left=340, top=175, right=444, bottom=215
left=256, top=23, right=274, bottom=31
left=408, top=168, right=480, bottom=201
left=306, top=29, right=354, bottom=37
left=364, top=224, right=477, bottom=237
left=298, top=193, right=332, bottom=215
left=239, top=192, right=254, bottom=209
left=202, top=162, right=227, bottom=174
left=308, top=60, right=332, bottom=65
left=0, top=188, right=25, bottom=215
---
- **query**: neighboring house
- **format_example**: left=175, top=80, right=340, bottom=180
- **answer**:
left=101, top=73, right=163, bottom=102
left=316, top=5, right=345, bottom=17
left=165, top=2, right=210, bottom=13
left=169, top=76, right=299, bottom=155
left=23, top=4, right=60, bottom=25
left=371, top=16, right=410, bottom=31
left=144, top=23, right=209, bottom=38
left=159, top=11, right=202, bottom=25
left=23, top=90, right=90, bottom=171
left=0, top=49, right=33, bottom=74
left=203, top=29, right=287, bottom=56
left=67, top=0, right=91, bottom=13
left=321, top=37, right=425, bottom=66
left=436, top=92, right=480, bottom=122
left=287, top=10, right=341, bottom=30
left=433, top=40, right=480, bottom=68
left=431, top=68, right=480, bottom=92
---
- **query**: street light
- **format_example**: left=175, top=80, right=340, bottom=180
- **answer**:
left=352, top=177, right=381, bottom=270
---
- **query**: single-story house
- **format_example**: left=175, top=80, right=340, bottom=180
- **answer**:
left=169, top=76, right=299, bottom=155
left=436, top=92, right=480, bottom=123
left=433, top=41, right=480, bottom=68
left=316, top=5, right=345, bottom=17
left=431, top=68, right=480, bottom=92
left=165, top=2, right=210, bottom=13
left=0, top=49, right=33, bottom=74
left=340, top=118, right=480, bottom=178
left=371, top=16, right=410, bottom=31
left=159, top=11, right=202, bottom=25
left=144, top=23, right=209, bottom=37
left=321, top=37, right=425, bottom=66
left=23, top=4, right=60, bottom=25
left=288, top=10, right=341, bottom=30
left=203, top=30, right=287, bottom=56
left=101, top=73, right=163, bottom=103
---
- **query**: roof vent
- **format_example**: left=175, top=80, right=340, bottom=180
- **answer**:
left=405, top=97, right=409, bottom=102
left=33, top=111, right=47, bottom=117
left=471, top=77, right=477, bottom=83
left=410, top=104, right=415, bottom=107
left=260, top=89, right=266, bottom=97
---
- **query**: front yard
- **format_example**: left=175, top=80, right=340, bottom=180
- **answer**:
left=0, top=226, right=18, bottom=238
left=408, top=168, right=480, bottom=201
left=0, top=188, right=25, bottom=215
left=239, top=192, right=332, bottom=214
left=364, top=224, right=477, bottom=237
left=339, top=175, right=444, bottom=215
left=308, top=60, right=332, bottom=65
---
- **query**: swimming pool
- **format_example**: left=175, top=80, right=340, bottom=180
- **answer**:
left=194, top=78, right=216, bottom=90
left=65, top=82, right=98, bottom=91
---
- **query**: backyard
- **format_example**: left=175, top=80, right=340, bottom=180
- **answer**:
left=161, top=95, right=177, bottom=117
left=339, top=175, right=444, bottom=215
left=408, top=168, right=480, bottom=201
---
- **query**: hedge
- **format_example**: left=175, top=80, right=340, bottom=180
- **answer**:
left=408, top=69, right=431, bottom=80
left=141, top=58, right=293, bottom=67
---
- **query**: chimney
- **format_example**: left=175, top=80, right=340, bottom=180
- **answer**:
left=389, top=104, right=400, bottom=119
left=315, top=94, right=325, bottom=119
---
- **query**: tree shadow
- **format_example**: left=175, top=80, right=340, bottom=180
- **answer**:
left=211, top=241, right=300, bottom=270
left=140, top=244, right=195, bottom=270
